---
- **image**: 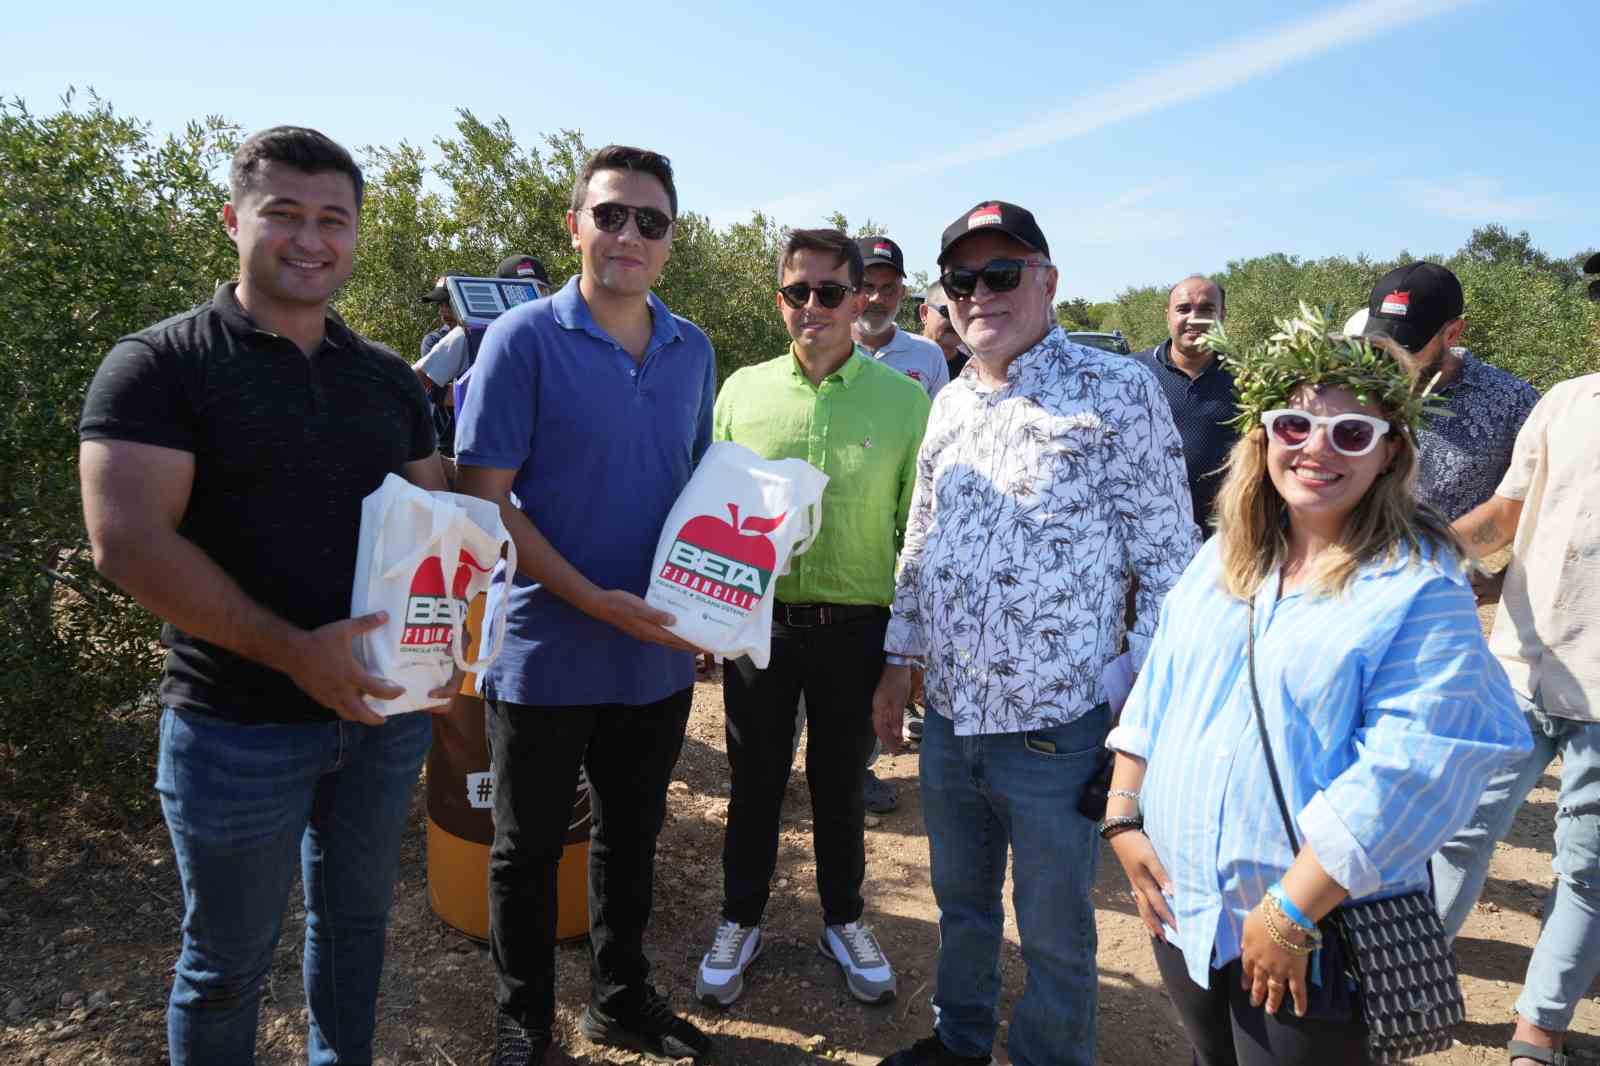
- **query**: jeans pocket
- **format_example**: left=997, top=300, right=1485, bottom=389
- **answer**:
left=1021, top=702, right=1112, bottom=759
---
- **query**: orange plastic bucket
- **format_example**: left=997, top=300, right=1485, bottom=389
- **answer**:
left=426, top=593, right=591, bottom=942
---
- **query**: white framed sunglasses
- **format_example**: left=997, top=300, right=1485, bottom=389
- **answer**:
left=1261, top=409, right=1392, bottom=457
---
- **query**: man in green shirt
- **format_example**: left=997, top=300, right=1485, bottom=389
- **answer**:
left=696, top=229, right=929, bottom=1011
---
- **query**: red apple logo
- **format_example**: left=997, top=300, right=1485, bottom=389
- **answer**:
left=658, top=503, right=787, bottom=613
left=401, top=548, right=492, bottom=648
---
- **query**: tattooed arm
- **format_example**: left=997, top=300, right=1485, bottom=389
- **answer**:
left=1451, top=494, right=1525, bottom=560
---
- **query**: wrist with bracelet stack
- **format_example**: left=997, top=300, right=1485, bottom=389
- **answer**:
left=1261, top=882, right=1322, bottom=954
left=1099, top=788, right=1143, bottom=840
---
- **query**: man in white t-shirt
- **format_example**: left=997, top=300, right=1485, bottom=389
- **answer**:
left=852, top=236, right=948, bottom=400
left=414, top=254, right=552, bottom=396
left=1433, top=373, right=1600, bottom=1066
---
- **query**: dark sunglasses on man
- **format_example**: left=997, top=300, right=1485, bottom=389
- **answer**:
left=778, top=281, right=856, bottom=310
left=940, top=258, right=1053, bottom=299
left=581, top=202, right=674, bottom=241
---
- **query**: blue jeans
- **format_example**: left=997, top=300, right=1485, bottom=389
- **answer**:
left=155, top=707, right=431, bottom=1065
left=1432, top=691, right=1600, bottom=1031
left=920, top=704, right=1108, bottom=1066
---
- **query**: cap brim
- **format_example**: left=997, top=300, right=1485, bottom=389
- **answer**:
left=1585, top=251, right=1600, bottom=275
left=1362, top=318, right=1429, bottom=353
left=420, top=293, right=449, bottom=304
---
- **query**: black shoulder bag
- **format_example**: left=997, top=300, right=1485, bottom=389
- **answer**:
left=1245, top=601, right=1465, bottom=1063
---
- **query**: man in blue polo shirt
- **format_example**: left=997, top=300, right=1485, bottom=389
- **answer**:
left=1129, top=276, right=1237, bottom=537
left=455, top=145, right=717, bottom=1066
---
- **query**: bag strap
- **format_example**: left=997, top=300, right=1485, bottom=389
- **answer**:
left=1246, top=598, right=1303, bottom=856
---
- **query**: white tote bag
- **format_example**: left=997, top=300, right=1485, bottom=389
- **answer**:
left=350, top=474, right=517, bottom=716
left=645, top=442, right=828, bottom=669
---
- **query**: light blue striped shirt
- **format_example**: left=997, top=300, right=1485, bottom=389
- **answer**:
left=1108, top=536, right=1532, bottom=988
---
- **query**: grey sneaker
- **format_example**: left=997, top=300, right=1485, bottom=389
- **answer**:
left=864, top=769, right=899, bottom=813
left=697, top=919, right=763, bottom=1006
left=819, top=921, right=896, bottom=1004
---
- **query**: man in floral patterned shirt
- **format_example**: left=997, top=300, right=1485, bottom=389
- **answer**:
left=870, top=201, right=1198, bottom=1066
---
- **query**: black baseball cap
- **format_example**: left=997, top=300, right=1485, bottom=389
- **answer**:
left=497, top=254, right=550, bottom=284
left=1584, top=251, right=1600, bottom=275
left=1362, top=262, right=1465, bottom=353
left=856, top=236, right=906, bottom=277
left=938, top=201, right=1050, bottom=266
left=419, top=276, right=451, bottom=304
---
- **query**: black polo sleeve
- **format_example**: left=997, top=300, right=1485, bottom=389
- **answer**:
left=79, top=337, right=197, bottom=452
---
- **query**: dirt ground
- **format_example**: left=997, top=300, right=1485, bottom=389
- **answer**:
left=2, top=674, right=1596, bottom=1066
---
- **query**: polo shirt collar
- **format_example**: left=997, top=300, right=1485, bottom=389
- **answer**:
left=862, top=325, right=900, bottom=354
left=211, top=282, right=352, bottom=350
left=1154, top=338, right=1226, bottom=381
left=550, top=275, right=682, bottom=349
left=788, top=344, right=868, bottom=387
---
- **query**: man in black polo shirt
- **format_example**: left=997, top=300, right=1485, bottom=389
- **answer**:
left=1130, top=276, right=1237, bottom=536
left=78, top=126, right=450, bottom=1066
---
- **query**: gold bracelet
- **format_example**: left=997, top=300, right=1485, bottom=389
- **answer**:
left=1264, top=893, right=1323, bottom=946
left=1261, top=903, right=1317, bottom=956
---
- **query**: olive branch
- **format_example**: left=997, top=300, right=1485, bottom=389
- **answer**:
left=1200, top=302, right=1444, bottom=434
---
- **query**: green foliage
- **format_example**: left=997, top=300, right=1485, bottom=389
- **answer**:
left=4, top=90, right=1597, bottom=820
left=1202, top=303, right=1434, bottom=433
left=1100, top=234, right=1600, bottom=388
left=1055, top=297, right=1107, bottom=330
left=0, top=91, right=239, bottom=812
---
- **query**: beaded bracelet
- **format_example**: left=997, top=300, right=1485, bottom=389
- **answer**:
left=1266, top=882, right=1317, bottom=934
left=1100, top=822, right=1144, bottom=842
left=1097, top=814, right=1143, bottom=839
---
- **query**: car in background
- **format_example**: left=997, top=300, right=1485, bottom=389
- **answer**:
left=1066, top=330, right=1131, bottom=355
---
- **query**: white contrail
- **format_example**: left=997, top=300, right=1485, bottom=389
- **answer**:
left=757, top=0, right=1477, bottom=221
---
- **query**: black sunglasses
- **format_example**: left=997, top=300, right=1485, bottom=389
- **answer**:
left=940, top=258, right=1052, bottom=299
left=778, top=281, right=855, bottom=309
left=582, top=202, right=674, bottom=241
left=930, top=303, right=951, bottom=319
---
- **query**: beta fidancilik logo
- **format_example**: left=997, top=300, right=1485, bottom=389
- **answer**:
left=401, top=549, right=491, bottom=651
left=658, top=503, right=786, bottom=613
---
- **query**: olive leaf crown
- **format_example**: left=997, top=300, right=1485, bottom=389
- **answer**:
left=1199, top=301, right=1440, bottom=434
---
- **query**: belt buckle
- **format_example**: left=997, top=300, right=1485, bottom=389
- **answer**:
left=817, top=605, right=832, bottom=626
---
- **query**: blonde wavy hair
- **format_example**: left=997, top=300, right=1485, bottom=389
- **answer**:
left=1212, top=340, right=1462, bottom=600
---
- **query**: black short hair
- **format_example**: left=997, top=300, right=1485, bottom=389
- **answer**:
left=229, top=126, right=364, bottom=208
left=776, top=229, right=864, bottom=289
left=1167, top=275, right=1225, bottom=311
left=570, top=145, right=678, bottom=219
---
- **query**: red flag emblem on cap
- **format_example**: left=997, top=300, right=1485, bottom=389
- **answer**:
left=968, top=204, right=1003, bottom=229
left=1381, top=291, right=1410, bottom=316
left=873, top=241, right=894, bottom=257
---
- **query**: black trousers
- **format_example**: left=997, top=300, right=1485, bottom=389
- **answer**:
left=1152, top=937, right=1371, bottom=1066
left=485, top=688, right=692, bottom=1030
left=721, top=609, right=886, bottom=927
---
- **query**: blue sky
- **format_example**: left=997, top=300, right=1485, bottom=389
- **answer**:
left=12, top=0, right=1596, bottom=300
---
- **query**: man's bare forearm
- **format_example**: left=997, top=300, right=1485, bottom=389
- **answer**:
left=453, top=470, right=602, bottom=617
left=1452, top=494, right=1523, bottom=560
left=95, top=527, right=304, bottom=674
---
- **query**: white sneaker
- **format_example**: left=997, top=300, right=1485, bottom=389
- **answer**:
left=696, top=920, right=763, bottom=1007
left=819, top=921, right=896, bottom=1004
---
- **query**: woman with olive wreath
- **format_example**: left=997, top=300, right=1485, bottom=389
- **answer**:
left=1103, top=307, right=1532, bottom=1065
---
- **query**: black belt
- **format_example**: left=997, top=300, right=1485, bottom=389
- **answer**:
left=773, top=602, right=889, bottom=628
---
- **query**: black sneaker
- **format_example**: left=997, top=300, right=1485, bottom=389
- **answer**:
left=864, top=769, right=900, bottom=813
left=580, top=986, right=712, bottom=1063
left=491, top=1010, right=577, bottom=1066
left=877, top=1032, right=994, bottom=1066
